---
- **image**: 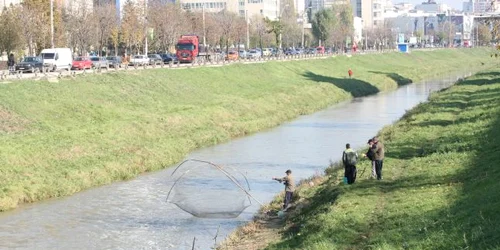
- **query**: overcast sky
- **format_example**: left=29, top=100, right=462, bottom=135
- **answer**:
left=395, top=0, right=463, bottom=10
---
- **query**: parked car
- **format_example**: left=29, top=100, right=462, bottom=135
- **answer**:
left=160, top=53, right=178, bottom=63
left=148, top=54, right=163, bottom=65
left=284, top=48, right=300, bottom=55
left=262, top=48, right=272, bottom=57
left=130, top=55, right=149, bottom=66
left=316, top=46, right=325, bottom=54
left=225, top=50, right=238, bottom=61
left=238, top=50, right=248, bottom=59
left=247, top=49, right=261, bottom=59
left=306, top=47, right=317, bottom=54
left=89, top=56, right=109, bottom=69
left=106, top=56, right=122, bottom=68
left=71, top=56, right=92, bottom=70
left=15, top=56, right=44, bottom=73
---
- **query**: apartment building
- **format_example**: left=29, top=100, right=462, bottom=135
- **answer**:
left=180, top=0, right=238, bottom=13
left=351, top=0, right=385, bottom=29
left=0, top=0, right=20, bottom=10
left=463, top=0, right=500, bottom=13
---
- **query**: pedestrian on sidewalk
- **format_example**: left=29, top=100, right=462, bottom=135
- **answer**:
left=7, top=53, right=15, bottom=75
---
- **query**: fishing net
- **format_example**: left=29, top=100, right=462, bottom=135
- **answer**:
left=166, top=159, right=260, bottom=218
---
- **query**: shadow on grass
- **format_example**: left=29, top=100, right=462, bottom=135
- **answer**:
left=302, top=71, right=379, bottom=97
left=457, top=78, right=498, bottom=86
left=369, top=71, right=413, bottom=86
left=265, top=73, right=500, bottom=249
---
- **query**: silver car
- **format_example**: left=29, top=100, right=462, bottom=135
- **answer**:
left=90, top=56, right=109, bottom=69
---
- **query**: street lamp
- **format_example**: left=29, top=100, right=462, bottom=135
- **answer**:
left=278, top=4, right=290, bottom=50
left=301, top=7, right=312, bottom=48
left=246, top=10, right=250, bottom=49
left=50, top=0, right=54, bottom=48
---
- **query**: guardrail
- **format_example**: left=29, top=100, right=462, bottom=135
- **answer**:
left=0, top=50, right=406, bottom=82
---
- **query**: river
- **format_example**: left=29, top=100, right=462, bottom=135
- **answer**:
left=0, top=73, right=469, bottom=250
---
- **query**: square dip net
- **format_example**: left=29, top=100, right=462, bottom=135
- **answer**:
left=166, top=159, right=262, bottom=218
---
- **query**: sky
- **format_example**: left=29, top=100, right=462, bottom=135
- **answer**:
left=396, top=0, right=463, bottom=10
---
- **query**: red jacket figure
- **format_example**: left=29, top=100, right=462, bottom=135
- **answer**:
left=348, top=69, right=353, bottom=78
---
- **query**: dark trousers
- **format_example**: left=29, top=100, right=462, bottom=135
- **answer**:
left=345, top=164, right=357, bottom=184
left=375, top=160, right=384, bottom=180
left=284, top=191, right=293, bottom=209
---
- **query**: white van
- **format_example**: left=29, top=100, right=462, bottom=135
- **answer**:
left=40, top=48, right=73, bottom=71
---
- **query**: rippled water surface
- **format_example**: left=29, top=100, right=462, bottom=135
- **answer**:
left=0, top=73, right=468, bottom=250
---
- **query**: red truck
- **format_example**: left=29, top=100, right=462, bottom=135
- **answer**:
left=176, top=35, right=199, bottom=63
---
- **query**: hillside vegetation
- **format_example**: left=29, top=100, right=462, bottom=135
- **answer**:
left=0, top=48, right=493, bottom=211
left=259, top=69, right=500, bottom=249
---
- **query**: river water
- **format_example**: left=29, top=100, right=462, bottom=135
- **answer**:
left=0, top=73, right=469, bottom=250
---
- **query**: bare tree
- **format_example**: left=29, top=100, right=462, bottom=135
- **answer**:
left=280, top=0, right=301, bottom=48
left=17, top=4, right=46, bottom=55
left=0, top=5, right=22, bottom=55
left=331, top=4, right=354, bottom=52
left=148, top=2, right=187, bottom=52
left=437, top=21, right=456, bottom=47
left=251, top=16, right=269, bottom=51
left=94, top=4, right=117, bottom=56
left=370, top=20, right=394, bottom=51
left=214, top=10, right=239, bottom=54
left=64, top=0, right=95, bottom=56
left=475, top=23, right=492, bottom=46
left=121, top=0, right=144, bottom=54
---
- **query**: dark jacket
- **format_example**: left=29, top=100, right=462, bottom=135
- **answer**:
left=7, top=55, right=15, bottom=67
left=366, top=147, right=375, bottom=161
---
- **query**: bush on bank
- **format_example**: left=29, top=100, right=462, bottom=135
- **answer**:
left=0, top=48, right=493, bottom=211
left=261, top=69, right=500, bottom=249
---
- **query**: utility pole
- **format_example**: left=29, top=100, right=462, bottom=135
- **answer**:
left=144, top=0, right=148, bottom=55
left=448, top=10, right=452, bottom=47
left=202, top=3, right=206, bottom=48
left=50, top=0, right=54, bottom=48
left=246, top=10, right=250, bottom=49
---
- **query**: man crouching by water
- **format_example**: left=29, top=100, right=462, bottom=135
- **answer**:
left=273, top=169, right=295, bottom=211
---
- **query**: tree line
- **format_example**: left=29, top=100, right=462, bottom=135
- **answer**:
left=20, top=0, right=487, bottom=58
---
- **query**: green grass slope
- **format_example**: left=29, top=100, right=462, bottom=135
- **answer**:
left=0, top=48, right=493, bottom=211
left=265, top=69, right=500, bottom=249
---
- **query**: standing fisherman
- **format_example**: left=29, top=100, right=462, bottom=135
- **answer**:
left=273, top=169, right=295, bottom=211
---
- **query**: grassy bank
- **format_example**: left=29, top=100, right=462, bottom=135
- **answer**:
left=0, top=48, right=493, bottom=211
left=238, top=69, right=500, bottom=249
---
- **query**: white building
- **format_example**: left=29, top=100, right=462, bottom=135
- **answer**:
left=464, top=0, right=500, bottom=13
left=415, top=1, right=450, bottom=13
left=351, top=0, right=386, bottom=29
left=0, top=0, right=20, bottom=10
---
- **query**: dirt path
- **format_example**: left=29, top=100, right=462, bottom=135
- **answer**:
left=217, top=211, right=286, bottom=250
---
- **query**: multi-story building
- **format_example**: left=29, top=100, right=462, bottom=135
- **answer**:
left=463, top=0, right=500, bottom=13
left=238, top=0, right=279, bottom=20
left=351, top=0, right=386, bottom=29
left=180, top=0, right=238, bottom=13
left=0, top=0, right=21, bottom=10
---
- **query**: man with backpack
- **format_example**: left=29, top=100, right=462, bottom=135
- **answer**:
left=342, top=143, right=358, bottom=184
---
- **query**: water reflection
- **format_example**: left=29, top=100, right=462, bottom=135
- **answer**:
left=0, top=73, right=467, bottom=250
